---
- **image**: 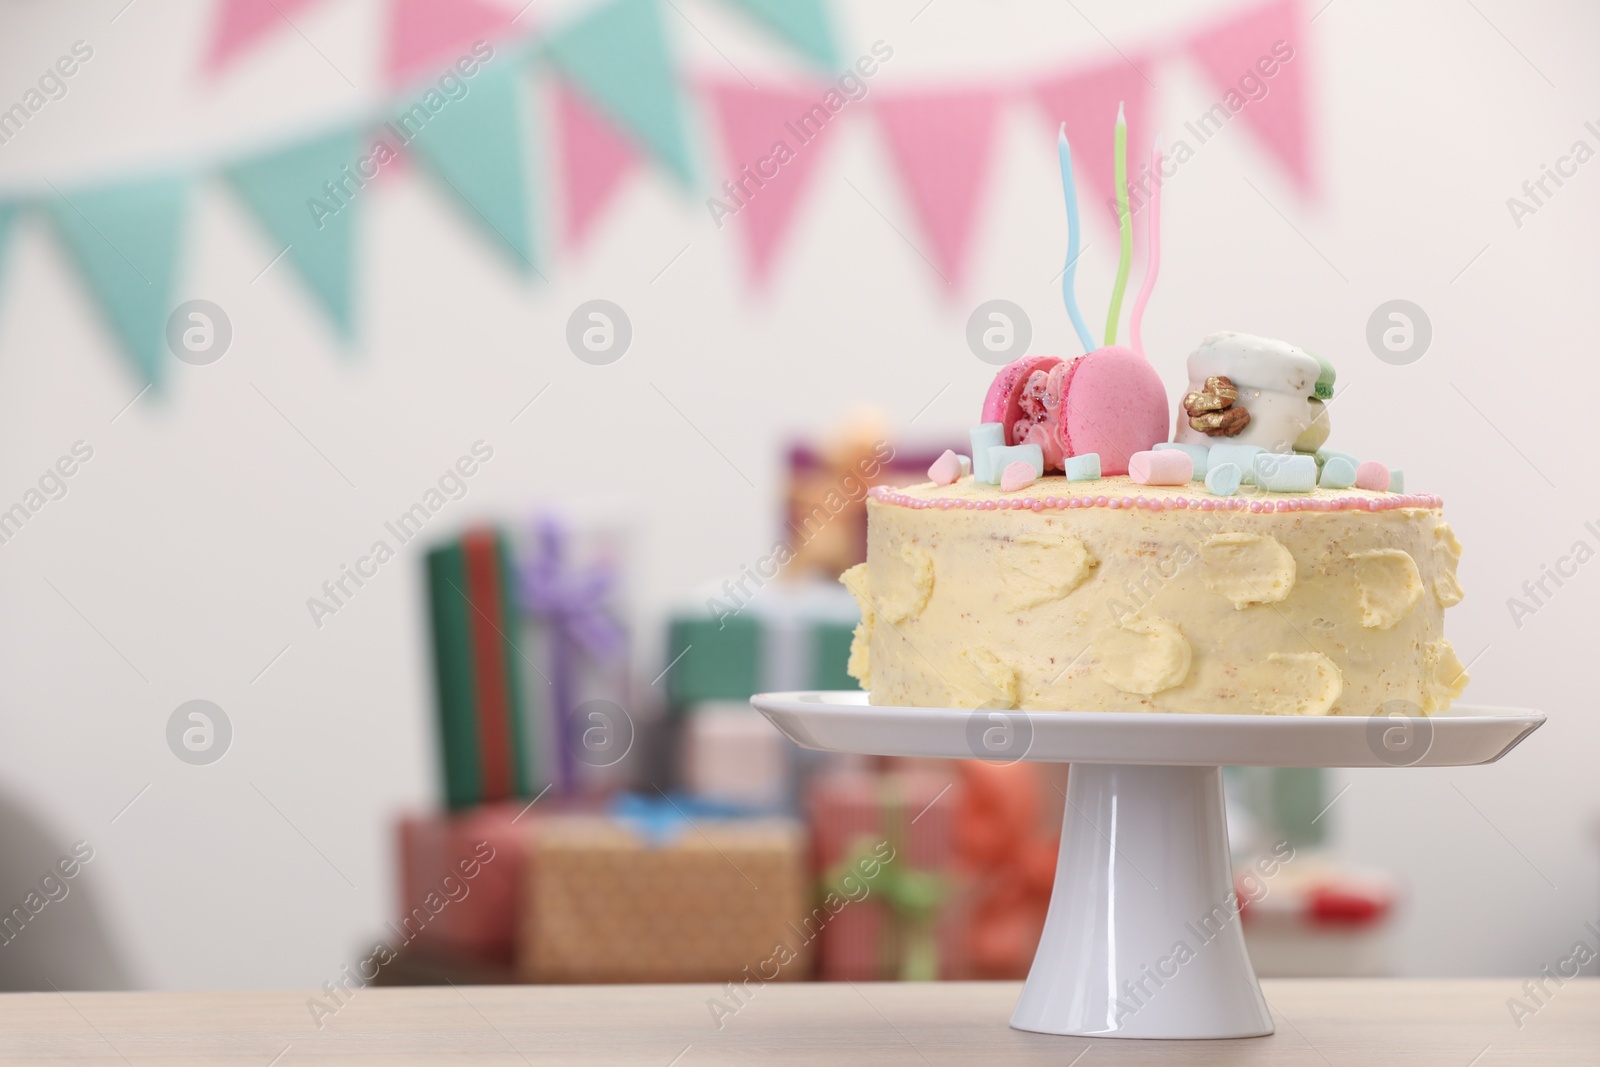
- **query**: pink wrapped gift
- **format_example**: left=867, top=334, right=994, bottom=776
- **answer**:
left=395, top=797, right=597, bottom=964
left=396, top=803, right=532, bottom=964
left=679, top=702, right=794, bottom=809
left=806, top=769, right=970, bottom=981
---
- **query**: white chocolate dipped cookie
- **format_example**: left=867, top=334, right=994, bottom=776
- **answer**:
left=1174, top=332, right=1325, bottom=453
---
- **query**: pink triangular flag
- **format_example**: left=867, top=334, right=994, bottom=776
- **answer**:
left=1185, top=0, right=1313, bottom=195
left=873, top=91, right=1001, bottom=291
left=703, top=82, right=842, bottom=285
left=1033, top=59, right=1154, bottom=233
left=204, top=0, right=328, bottom=75
left=387, top=0, right=515, bottom=87
left=556, top=84, right=639, bottom=251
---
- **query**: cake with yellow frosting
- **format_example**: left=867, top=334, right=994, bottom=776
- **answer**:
left=841, top=473, right=1467, bottom=716
left=841, top=326, right=1470, bottom=717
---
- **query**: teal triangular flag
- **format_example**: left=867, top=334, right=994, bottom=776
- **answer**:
left=47, top=177, right=187, bottom=386
left=397, top=61, right=537, bottom=272
left=228, top=128, right=361, bottom=337
left=0, top=202, right=17, bottom=284
left=717, top=0, right=837, bottom=68
left=544, top=0, right=695, bottom=186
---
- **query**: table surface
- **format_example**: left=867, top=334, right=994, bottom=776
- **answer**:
left=0, top=979, right=1593, bottom=1065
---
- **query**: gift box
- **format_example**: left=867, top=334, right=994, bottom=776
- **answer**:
left=679, top=702, right=795, bottom=810
left=953, top=760, right=1060, bottom=980
left=514, top=516, right=638, bottom=796
left=783, top=421, right=955, bottom=580
left=394, top=794, right=609, bottom=966
left=806, top=768, right=968, bottom=981
left=1226, top=766, right=1330, bottom=855
left=426, top=516, right=639, bottom=809
left=1240, top=856, right=1397, bottom=977
left=520, top=805, right=812, bottom=983
left=426, top=531, right=533, bottom=809
left=666, top=578, right=859, bottom=709
left=394, top=802, right=533, bottom=965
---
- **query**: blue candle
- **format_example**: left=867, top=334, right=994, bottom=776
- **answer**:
left=1058, top=124, right=1097, bottom=353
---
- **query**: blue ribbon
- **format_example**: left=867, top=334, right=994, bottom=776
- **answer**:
left=610, top=792, right=755, bottom=847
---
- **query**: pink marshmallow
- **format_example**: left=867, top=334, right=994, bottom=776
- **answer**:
left=1128, top=449, right=1193, bottom=486
left=1354, top=460, right=1390, bottom=492
left=1000, top=461, right=1038, bottom=492
left=928, top=449, right=963, bottom=486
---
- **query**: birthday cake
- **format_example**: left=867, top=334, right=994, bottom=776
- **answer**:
left=840, top=121, right=1467, bottom=717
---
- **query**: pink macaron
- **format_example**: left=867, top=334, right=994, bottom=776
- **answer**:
left=982, top=346, right=1169, bottom=476
left=1060, top=346, right=1170, bottom=476
left=981, top=355, right=1068, bottom=468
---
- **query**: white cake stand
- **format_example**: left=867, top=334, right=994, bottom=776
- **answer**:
left=750, top=691, right=1544, bottom=1040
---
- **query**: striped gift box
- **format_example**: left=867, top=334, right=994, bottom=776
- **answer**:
left=426, top=529, right=532, bottom=809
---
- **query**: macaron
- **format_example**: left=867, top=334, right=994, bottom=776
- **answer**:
left=1058, top=346, right=1170, bottom=476
left=982, top=346, right=1168, bottom=477
left=981, top=355, right=1068, bottom=469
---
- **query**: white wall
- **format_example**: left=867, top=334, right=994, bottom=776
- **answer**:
left=0, top=0, right=1595, bottom=988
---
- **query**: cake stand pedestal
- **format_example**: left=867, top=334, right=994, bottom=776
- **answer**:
left=750, top=692, right=1544, bottom=1041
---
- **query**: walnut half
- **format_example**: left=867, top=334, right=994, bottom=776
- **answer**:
left=1183, top=375, right=1250, bottom=437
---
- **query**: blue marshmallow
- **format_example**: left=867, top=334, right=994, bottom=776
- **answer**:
left=1319, top=457, right=1357, bottom=489
left=1208, top=443, right=1265, bottom=484
left=1316, top=448, right=1360, bottom=470
left=970, top=423, right=1005, bottom=483
left=1154, top=442, right=1209, bottom=478
left=1063, top=452, right=1101, bottom=482
left=988, top=443, right=1045, bottom=479
left=1389, top=469, right=1404, bottom=493
left=1205, top=462, right=1242, bottom=496
left=1254, top=453, right=1318, bottom=493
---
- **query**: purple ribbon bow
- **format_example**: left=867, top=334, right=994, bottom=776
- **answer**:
left=519, top=517, right=624, bottom=792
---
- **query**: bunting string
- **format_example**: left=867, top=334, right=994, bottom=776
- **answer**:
left=0, top=0, right=1313, bottom=387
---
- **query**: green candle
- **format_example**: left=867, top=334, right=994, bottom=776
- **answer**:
left=1104, top=101, right=1133, bottom=345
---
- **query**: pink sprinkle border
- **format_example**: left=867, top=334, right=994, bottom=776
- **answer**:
left=868, top=485, right=1443, bottom=513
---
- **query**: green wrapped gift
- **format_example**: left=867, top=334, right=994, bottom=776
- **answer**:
left=664, top=579, right=859, bottom=709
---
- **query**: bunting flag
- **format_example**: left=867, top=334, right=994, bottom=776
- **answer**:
left=1185, top=0, right=1313, bottom=196
left=544, top=0, right=696, bottom=186
left=1033, top=58, right=1154, bottom=231
left=0, top=203, right=16, bottom=286
left=227, top=128, right=363, bottom=337
left=715, top=0, right=839, bottom=69
left=874, top=91, right=1002, bottom=291
left=387, top=0, right=516, bottom=88
left=401, top=60, right=537, bottom=270
left=46, top=177, right=187, bottom=386
left=204, top=0, right=330, bottom=75
left=703, top=82, right=843, bottom=284
left=0, top=0, right=1321, bottom=381
left=556, top=84, right=639, bottom=252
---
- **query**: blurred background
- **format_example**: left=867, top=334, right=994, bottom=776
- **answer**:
left=0, top=0, right=1595, bottom=993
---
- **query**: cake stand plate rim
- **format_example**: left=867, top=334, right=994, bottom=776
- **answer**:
left=749, top=691, right=1544, bottom=768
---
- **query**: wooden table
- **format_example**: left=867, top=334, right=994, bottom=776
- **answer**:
left=0, top=980, right=1593, bottom=1065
